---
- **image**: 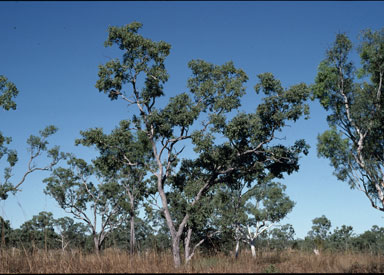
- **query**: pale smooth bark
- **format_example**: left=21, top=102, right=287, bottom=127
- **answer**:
left=130, top=215, right=136, bottom=254
left=250, top=243, right=256, bottom=258
left=235, top=240, right=240, bottom=259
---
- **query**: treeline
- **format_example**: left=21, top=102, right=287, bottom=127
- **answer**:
left=1, top=22, right=384, bottom=268
left=2, top=213, right=384, bottom=256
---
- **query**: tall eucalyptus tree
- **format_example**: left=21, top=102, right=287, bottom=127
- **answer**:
left=95, top=22, right=310, bottom=267
left=314, top=29, right=384, bottom=212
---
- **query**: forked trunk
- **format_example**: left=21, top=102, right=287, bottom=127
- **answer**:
left=93, top=235, right=102, bottom=254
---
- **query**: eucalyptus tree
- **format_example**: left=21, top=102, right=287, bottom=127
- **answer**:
left=307, top=215, right=331, bottom=252
left=17, top=211, right=58, bottom=251
left=0, top=125, right=66, bottom=200
left=166, top=174, right=219, bottom=263
left=54, top=216, right=88, bottom=252
left=0, top=75, right=65, bottom=200
left=0, top=216, right=12, bottom=248
left=314, top=29, right=384, bottom=213
left=214, top=178, right=294, bottom=258
left=0, top=75, right=20, bottom=200
left=242, top=182, right=294, bottom=258
left=95, top=22, right=310, bottom=267
left=269, top=224, right=295, bottom=251
left=44, top=155, right=129, bottom=253
left=75, top=120, right=153, bottom=254
left=329, top=225, right=353, bottom=252
left=352, top=225, right=384, bottom=254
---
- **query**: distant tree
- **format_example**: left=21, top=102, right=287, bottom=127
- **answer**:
left=0, top=216, right=12, bottom=248
left=307, top=215, right=331, bottom=251
left=352, top=225, right=384, bottom=254
left=95, top=22, right=310, bottom=267
left=18, top=211, right=58, bottom=251
left=329, top=225, right=353, bottom=251
left=104, top=216, right=154, bottom=251
left=44, top=155, right=129, bottom=253
left=239, top=181, right=294, bottom=258
left=210, top=179, right=294, bottom=259
left=54, top=216, right=88, bottom=252
left=314, top=29, right=384, bottom=213
left=269, top=224, right=296, bottom=250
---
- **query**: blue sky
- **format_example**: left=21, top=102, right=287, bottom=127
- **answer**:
left=1, top=1, right=384, bottom=239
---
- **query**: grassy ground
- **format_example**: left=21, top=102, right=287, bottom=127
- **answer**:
left=1, top=248, right=384, bottom=273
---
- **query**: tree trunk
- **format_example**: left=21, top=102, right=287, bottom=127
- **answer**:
left=130, top=214, right=136, bottom=254
left=94, top=235, right=101, bottom=254
left=235, top=239, right=240, bottom=259
left=172, top=237, right=182, bottom=268
left=1, top=218, right=5, bottom=248
left=184, top=228, right=192, bottom=264
left=251, top=242, right=256, bottom=258
left=44, top=228, right=47, bottom=253
left=61, top=234, right=65, bottom=252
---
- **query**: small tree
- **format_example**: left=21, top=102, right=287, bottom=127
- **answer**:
left=269, top=224, right=296, bottom=251
left=18, top=211, right=58, bottom=251
left=307, top=215, right=331, bottom=252
left=352, top=225, right=384, bottom=254
left=329, top=225, right=353, bottom=252
left=240, top=181, right=294, bottom=258
left=0, top=216, right=12, bottom=248
left=54, top=216, right=88, bottom=252
left=44, top=155, right=129, bottom=253
left=314, top=29, right=384, bottom=213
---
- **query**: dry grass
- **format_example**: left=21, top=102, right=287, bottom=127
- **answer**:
left=1, top=248, right=384, bottom=273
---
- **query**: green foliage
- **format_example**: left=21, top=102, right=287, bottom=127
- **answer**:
left=0, top=125, right=65, bottom=200
left=96, top=22, right=170, bottom=102
left=54, top=216, right=89, bottom=250
left=187, top=59, right=248, bottom=113
left=0, top=75, right=18, bottom=111
left=44, top=154, right=130, bottom=252
left=264, top=264, right=280, bottom=273
left=17, top=211, right=59, bottom=250
left=317, top=127, right=351, bottom=182
left=245, top=181, right=295, bottom=224
left=329, top=225, right=354, bottom=251
left=269, top=224, right=295, bottom=250
left=308, top=215, right=332, bottom=241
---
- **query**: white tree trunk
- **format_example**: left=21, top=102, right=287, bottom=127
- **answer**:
left=235, top=239, right=240, bottom=259
left=130, top=215, right=136, bottom=254
left=251, top=243, right=256, bottom=258
left=184, top=228, right=192, bottom=264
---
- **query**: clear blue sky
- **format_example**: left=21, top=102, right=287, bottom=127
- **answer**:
left=1, top=1, right=384, bottom=239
